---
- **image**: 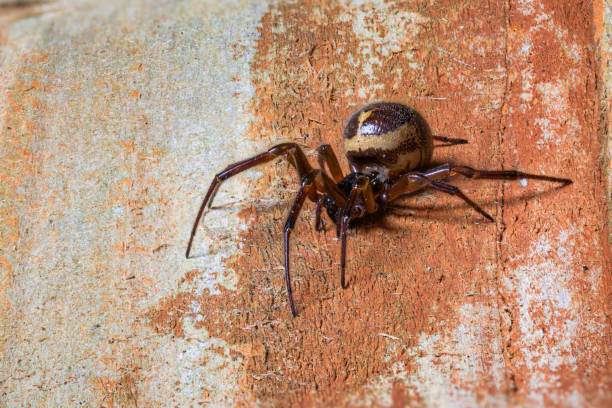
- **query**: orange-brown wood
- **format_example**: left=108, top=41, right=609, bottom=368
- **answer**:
left=151, top=1, right=611, bottom=406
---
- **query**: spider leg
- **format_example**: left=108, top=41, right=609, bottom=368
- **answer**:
left=382, top=172, right=436, bottom=202
left=427, top=179, right=494, bottom=222
left=313, top=144, right=345, bottom=231
left=423, top=165, right=572, bottom=220
left=284, top=173, right=316, bottom=317
left=316, top=144, right=344, bottom=182
left=433, top=135, right=469, bottom=148
left=384, top=161, right=571, bottom=221
left=187, top=143, right=314, bottom=258
left=382, top=172, right=494, bottom=221
left=450, top=165, right=572, bottom=185
left=396, top=163, right=572, bottom=186
left=284, top=169, right=348, bottom=316
left=338, top=176, right=376, bottom=289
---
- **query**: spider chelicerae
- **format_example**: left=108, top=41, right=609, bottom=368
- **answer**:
left=186, top=102, right=571, bottom=317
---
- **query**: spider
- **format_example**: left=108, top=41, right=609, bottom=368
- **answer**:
left=186, top=102, right=571, bottom=317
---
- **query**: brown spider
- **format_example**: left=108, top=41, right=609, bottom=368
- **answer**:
left=186, top=102, right=571, bottom=317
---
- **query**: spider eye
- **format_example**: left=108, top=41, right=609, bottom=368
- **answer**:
left=351, top=204, right=366, bottom=218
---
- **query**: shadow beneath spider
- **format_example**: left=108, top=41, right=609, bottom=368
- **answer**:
left=188, top=178, right=570, bottom=258
left=320, top=182, right=570, bottom=233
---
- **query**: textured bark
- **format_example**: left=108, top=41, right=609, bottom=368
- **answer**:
left=1, top=0, right=610, bottom=407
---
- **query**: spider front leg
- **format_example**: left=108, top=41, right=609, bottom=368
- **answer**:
left=186, top=143, right=315, bottom=258
left=316, top=144, right=344, bottom=182
left=338, top=176, right=376, bottom=289
left=312, top=145, right=344, bottom=232
left=283, top=174, right=315, bottom=317
left=284, top=170, right=347, bottom=316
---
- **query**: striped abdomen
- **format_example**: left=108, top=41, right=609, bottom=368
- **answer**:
left=343, top=102, right=433, bottom=177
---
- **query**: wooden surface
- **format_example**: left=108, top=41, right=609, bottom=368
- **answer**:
left=1, top=0, right=610, bottom=406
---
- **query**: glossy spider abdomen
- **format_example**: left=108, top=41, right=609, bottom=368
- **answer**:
left=343, top=102, right=433, bottom=178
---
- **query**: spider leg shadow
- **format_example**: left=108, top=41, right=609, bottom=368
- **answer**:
left=384, top=182, right=569, bottom=226
left=323, top=181, right=568, bottom=235
left=187, top=198, right=290, bottom=258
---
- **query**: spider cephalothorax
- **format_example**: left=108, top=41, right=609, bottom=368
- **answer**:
left=186, top=102, right=571, bottom=317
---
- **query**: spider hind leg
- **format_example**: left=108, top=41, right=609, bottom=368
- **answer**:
left=433, top=135, right=469, bottom=147
left=451, top=166, right=572, bottom=185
